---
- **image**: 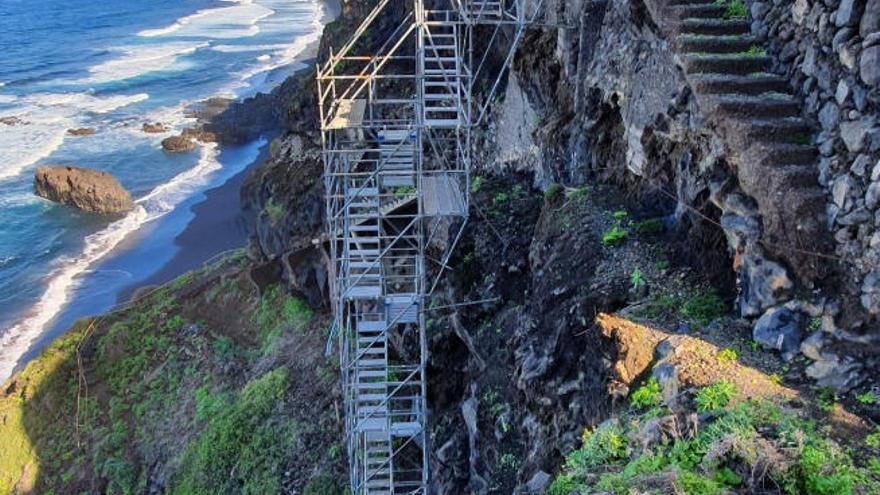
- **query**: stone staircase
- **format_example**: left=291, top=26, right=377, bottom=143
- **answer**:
left=663, top=0, right=828, bottom=280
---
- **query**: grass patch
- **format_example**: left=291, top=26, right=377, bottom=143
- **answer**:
left=681, top=289, right=727, bottom=325
left=694, top=380, right=736, bottom=412
left=716, top=348, right=738, bottom=366
left=630, top=377, right=663, bottom=409
left=172, top=368, right=296, bottom=494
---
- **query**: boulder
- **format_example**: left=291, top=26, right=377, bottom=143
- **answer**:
left=161, top=135, right=197, bottom=153
left=861, top=0, right=880, bottom=36
left=34, top=166, right=134, bottom=214
left=181, top=126, right=217, bottom=143
left=67, top=127, right=95, bottom=136
left=142, top=122, right=168, bottom=133
left=860, top=45, right=880, bottom=86
left=0, top=116, right=27, bottom=126
left=753, top=307, right=805, bottom=356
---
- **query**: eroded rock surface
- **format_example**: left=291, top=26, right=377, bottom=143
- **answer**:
left=34, top=166, right=134, bottom=214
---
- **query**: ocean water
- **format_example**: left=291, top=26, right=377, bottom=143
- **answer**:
left=0, top=0, right=328, bottom=381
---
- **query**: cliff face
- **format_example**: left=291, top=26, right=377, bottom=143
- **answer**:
left=236, top=0, right=880, bottom=491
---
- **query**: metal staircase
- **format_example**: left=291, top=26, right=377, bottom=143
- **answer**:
left=317, top=1, right=542, bottom=493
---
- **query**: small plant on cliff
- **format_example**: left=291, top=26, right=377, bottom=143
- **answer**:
left=681, top=289, right=727, bottom=325
left=567, top=423, right=628, bottom=469
left=264, top=197, right=284, bottom=226
left=635, top=218, right=664, bottom=236
left=808, top=316, right=823, bottom=332
left=470, top=175, right=484, bottom=193
left=393, top=185, right=415, bottom=198
left=866, top=428, right=880, bottom=449
left=817, top=386, right=838, bottom=413
left=695, top=380, right=736, bottom=412
left=718, top=0, right=748, bottom=19
left=544, top=183, right=563, bottom=204
left=716, top=348, right=738, bottom=366
left=856, top=391, right=877, bottom=405
left=602, top=211, right=631, bottom=247
left=630, top=268, right=646, bottom=289
left=630, top=377, right=663, bottom=409
left=744, top=45, right=767, bottom=58
left=568, top=186, right=589, bottom=203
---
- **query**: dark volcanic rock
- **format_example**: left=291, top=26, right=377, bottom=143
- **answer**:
left=34, top=166, right=134, bottom=214
left=142, top=123, right=168, bottom=133
left=161, top=135, right=197, bottom=153
left=67, top=127, right=96, bottom=136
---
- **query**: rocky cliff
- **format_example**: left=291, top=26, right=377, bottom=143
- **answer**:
left=4, top=0, right=880, bottom=493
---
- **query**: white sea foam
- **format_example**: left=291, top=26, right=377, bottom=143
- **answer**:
left=0, top=144, right=222, bottom=382
left=80, top=42, right=208, bottom=84
left=138, top=0, right=274, bottom=40
left=211, top=43, right=289, bottom=53
left=0, top=93, right=149, bottom=181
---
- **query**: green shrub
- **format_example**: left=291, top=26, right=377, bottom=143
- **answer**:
left=855, top=391, right=876, bottom=405
left=630, top=377, right=663, bottom=409
left=566, top=422, right=628, bottom=470
left=602, top=226, right=629, bottom=246
left=172, top=368, right=294, bottom=495
left=568, top=186, right=589, bottom=202
left=716, top=348, right=738, bottom=366
left=282, top=297, right=313, bottom=331
left=678, top=469, right=726, bottom=495
left=494, top=192, right=509, bottom=203
left=547, top=473, right=582, bottom=495
left=817, top=387, right=837, bottom=413
left=544, top=183, right=563, bottom=203
left=867, top=428, right=880, bottom=449
left=720, top=0, right=748, bottom=19
left=470, top=176, right=484, bottom=193
left=695, top=381, right=736, bottom=412
left=681, top=289, right=727, bottom=325
left=630, top=268, right=646, bottom=289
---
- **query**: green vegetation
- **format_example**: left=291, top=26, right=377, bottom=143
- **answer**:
left=716, top=348, right=738, bottom=366
left=567, top=186, right=589, bottom=203
left=743, top=45, right=767, bottom=57
left=630, top=268, right=646, bottom=290
left=544, top=183, right=563, bottom=203
left=634, top=218, right=664, bottom=236
left=602, top=226, right=629, bottom=246
left=856, top=391, right=877, bottom=405
left=550, top=388, right=880, bottom=495
left=630, top=377, right=663, bottom=409
left=494, top=192, right=509, bottom=204
left=470, top=175, right=484, bottom=193
left=681, top=289, right=727, bottom=325
left=817, top=386, right=838, bottom=413
left=867, top=428, right=880, bottom=449
left=172, top=368, right=296, bottom=494
left=254, top=285, right=313, bottom=351
left=694, top=380, right=736, bottom=411
left=393, top=185, right=416, bottom=198
left=264, top=197, right=285, bottom=226
left=716, top=0, right=748, bottom=19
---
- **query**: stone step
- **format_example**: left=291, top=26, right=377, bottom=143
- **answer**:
left=690, top=73, right=790, bottom=95
left=769, top=165, right=820, bottom=188
left=679, top=34, right=757, bottom=53
left=685, top=54, right=770, bottom=75
left=706, top=94, right=800, bottom=118
left=680, top=19, right=751, bottom=35
left=725, top=116, right=814, bottom=142
left=669, top=4, right=727, bottom=18
left=763, top=142, right=817, bottom=165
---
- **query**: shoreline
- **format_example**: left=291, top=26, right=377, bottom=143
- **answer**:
left=115, top=135, right=275, bottom=302
left=1, top=0, right=341, bottom=382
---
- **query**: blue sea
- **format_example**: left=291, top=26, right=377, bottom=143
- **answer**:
left=0, top=0, right=329, bottom=381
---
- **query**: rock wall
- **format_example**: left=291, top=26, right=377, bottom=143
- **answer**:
left=495, top=0, right=879, bottom=385
left=750, top=0, right=880, bottom=323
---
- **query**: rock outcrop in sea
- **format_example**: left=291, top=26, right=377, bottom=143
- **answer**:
left=34, top=165, right=134, bottom=214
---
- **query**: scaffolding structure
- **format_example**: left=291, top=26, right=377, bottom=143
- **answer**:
left=317, top=1, right=541, bottom=492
